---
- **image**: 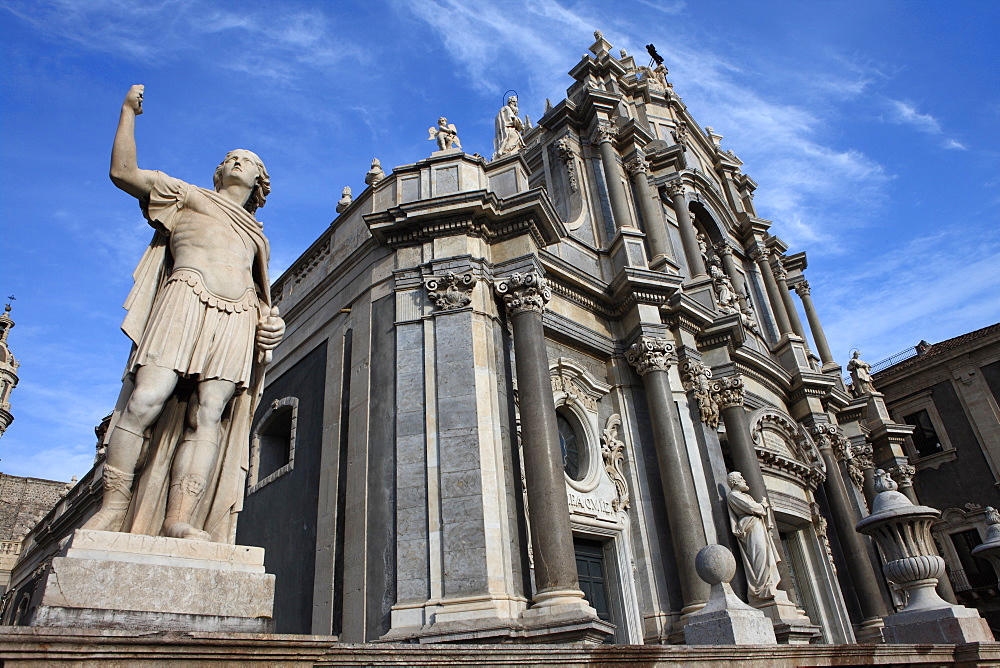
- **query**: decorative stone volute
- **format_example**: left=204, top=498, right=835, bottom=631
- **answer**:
left=425, top=272, right=477, bottom=311
left=712, top=375, right=744, bottom=409
left=495, top=272, right=550, bottom=316
left=601, top=414, right=630, bottom=512
left=625, top=337, right=675, bottom=376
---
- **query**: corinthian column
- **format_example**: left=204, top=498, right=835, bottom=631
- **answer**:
left=592, top=121, right=633, bottom=231
left=626, top=152, right=672, bottom=265
left=494, top=273, right=588, bottom=611
left=626, top=337, right=709, bottom=612
left=772, top=259, right=806, bottom=339
left=665, top=181, right=707, bottom=279
left=792, top=281, right=835, bottom=366
left=750, top=247, right=794, bottom=337
left=811, top=424, right=888, bottom=630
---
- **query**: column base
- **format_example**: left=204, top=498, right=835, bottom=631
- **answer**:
left=854, top=617, right=886, bottom=643
left=882, top=604, right=995, bottom=644
left=25, top=529, right=274, bottom=633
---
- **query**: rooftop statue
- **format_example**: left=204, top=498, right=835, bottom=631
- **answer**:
left=493, top=95, right=526, bottom=160
left=428, top=117, right=462, bottom=151
left=848, top=350, right=874, bottom=396
left=727, top=471, right=782, bottom=600
left=83, top=85, right=284, bottom=543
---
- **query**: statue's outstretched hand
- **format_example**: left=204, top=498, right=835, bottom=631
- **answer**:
left=124, top=85, right=144, bottom=116
left=256, top=306, right=285, bottom=352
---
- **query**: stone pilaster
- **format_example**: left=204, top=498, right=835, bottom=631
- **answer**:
left=665, top=181, right=707, bottom=280
left=626, top=151, right=673, bottom=268
left=792, top=281, right=835, bottom=366
left=750, top=247, right=793, bottom=338
left=592, top=122, right=633, bottom=231
left=810, top=424, right=888, bottom=636
left=625, top=337, right=709, bottom=615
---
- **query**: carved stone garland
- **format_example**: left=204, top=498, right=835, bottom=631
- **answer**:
left=555, top=136, right=579, bottom=193
left=601, top=414, right=630, bottom=512
left=681, top=360, right=719, bottom=428
left=625, top=337, right=675, bottom=376
left=425, top=272, right=477, bottom=311
left=494, top=272, right=550, bottom=315
left=810, top=502, right=837, bottom=576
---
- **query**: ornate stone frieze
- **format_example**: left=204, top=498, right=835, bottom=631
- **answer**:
left=592, top=121, right=617, bottom=145
left=810, top=502, right=837, bottom=575
left=890, top=463, right=916, bottom=488
left=495, top=272, right=550, bottom=316
left=681, top=360, right=719, bottom=428
left=601, top=414, right=630, bottom=512
left=793, top=281, right=811, bottom=298
left=712, top=375, right=745, bottom=409
left=555, top=136, right=579, bottom=193
left=756, top=448, right=826, bottom=489
left=625, top=337, right=675, bottom=376
left=664, top=180, right=686, bottom=199
left=425, top=272, right=477, bottom=311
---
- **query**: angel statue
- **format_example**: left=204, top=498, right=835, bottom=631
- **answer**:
left=428, top=117, right=462, bottom=151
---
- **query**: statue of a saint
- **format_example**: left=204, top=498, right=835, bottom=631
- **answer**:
left=428, top=117, right=462, bottom=151
left=493, top=95, right=526, bottom=160
left=848, top=350, right=874, bottom=396
left=83, top=85, right=285, bottom=543
left=726, top=471, right=782, bottom=600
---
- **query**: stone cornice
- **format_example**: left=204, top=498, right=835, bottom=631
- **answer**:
left=365, top=188, right=565, bottom=249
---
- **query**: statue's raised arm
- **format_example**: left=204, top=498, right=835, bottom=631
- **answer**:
left=109, top=85, right=159, bottom=200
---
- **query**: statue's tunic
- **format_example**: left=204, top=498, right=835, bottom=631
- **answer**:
left=108, top=171, right=271, bottom=543
left=727, top=489, right=782, bottom=600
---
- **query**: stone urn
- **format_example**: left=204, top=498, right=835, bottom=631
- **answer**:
left=971, top=506, right=1000, bottom=572
left=855, top=470, right=993, bottom=643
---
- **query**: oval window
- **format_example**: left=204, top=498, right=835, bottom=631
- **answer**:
left=557, top=411, right=587, bottom=481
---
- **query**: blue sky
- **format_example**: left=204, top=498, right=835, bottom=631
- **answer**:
left=2, top=0, right=998, bottom=482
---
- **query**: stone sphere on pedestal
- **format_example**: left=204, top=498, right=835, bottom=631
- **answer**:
left=695, top=544, right=737, bottom=586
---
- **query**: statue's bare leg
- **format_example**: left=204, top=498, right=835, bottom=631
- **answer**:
left=84, top=364, right=179, bottom=531
left=163, top=378, right=236, bottom=541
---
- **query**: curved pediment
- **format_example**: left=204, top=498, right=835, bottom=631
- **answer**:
left=748, top=406, right=826, bottom=488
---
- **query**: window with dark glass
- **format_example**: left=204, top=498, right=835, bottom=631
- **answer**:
left=557, top=411, right=584, bottom=480
left=903, top=409, right=943, bottom=458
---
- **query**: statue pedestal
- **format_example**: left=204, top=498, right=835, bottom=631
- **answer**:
left=881, top=603, right=994, bottom=644
left=684, top=583, right=776, bottom=645
left=754, top=593, right=821, bottom=644
left=26, top=529, right=274, bottom=633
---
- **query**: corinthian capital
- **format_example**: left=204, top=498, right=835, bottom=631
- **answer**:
left=625, top=153, right=649, bottom=176
left=625, top=337, right=675, bottom=375
left=890, top=463, right=916, bottom=488
left=592, top=121, right=617, bottom=145
left=665, top=180, right=686, bottom=198
left=793, top=280, right=811, bottom=297
left=495, top=272, right=551, bottom=316
left=772, top=260, right=788, bottom=281
left=712, top=375, right=745, bottom=409
left=750, top=246, right=770, bottom=263
left=809, top=423, right=839, bottom=451
left=713, top=240, right=734, bottom=258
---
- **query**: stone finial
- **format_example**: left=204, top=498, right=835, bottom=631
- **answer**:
left=685, top=544, right=778, bottom=645
left=425, top=272, right=477, bottom=312
left=365, top=158, right=385, bottom=186
left=625, top=337, right=675, bottom=376
left=336, top=186, right=353, bottom=213
left=874, top=468, right=898, bottom=494
left=619, top=48, right=628, bottom=58
left=495, top=272, right=550, bottom=316
left=987, top=506, right=1000, bottom=527
left=705, top=126, right=724, bottom=148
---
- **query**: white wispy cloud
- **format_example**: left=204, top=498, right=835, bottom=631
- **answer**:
left=885, top=98, right=967, bottom=150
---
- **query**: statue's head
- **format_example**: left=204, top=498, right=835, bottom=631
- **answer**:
left=438, top=117, right=448, bottom=128
left=214, top=149, right=270, bottom=214
left=727, top=471, right=747, bottom=490
left=508, top=95, right=518, bottom=108
left=852, top=350, right=861, bottom=359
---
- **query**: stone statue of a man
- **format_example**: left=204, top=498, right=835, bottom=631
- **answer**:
left=83, top=85, right=285, bottom=543
left=848, top=350, right=874, bottom=396
left=726, top=471, right=782, bottom=600
left=493, top=95, right=525, bottom=160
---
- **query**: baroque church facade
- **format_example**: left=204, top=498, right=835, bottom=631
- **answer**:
left=232, top=31, right=901, bottom=644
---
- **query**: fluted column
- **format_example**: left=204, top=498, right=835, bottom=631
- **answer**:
left=793, top=281, right=835, bottom=366
left=495, top=273, right=584, bottom=607
left=750, top=247, right=794, bottom=337
left=714, top=375, right=800, bottom=605
left=593, top=121, right=633, bottom=231
left=665, top=181, right=707, bottom=279
left=626, top=337, right=709, bottom=612
left=811, top=424, right=888, bottom=624
left=772, top=259, right=807, bottom=339
left=626, top=152, right=672, bottom=264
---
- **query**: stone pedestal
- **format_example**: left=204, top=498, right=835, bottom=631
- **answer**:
left=881, top=604, right=993, bottom=644
left=684, top=545, right=776, bottom=646
left=753, top=594, right=821, bottom=644
left=27, top=529, right=274, bottom=632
